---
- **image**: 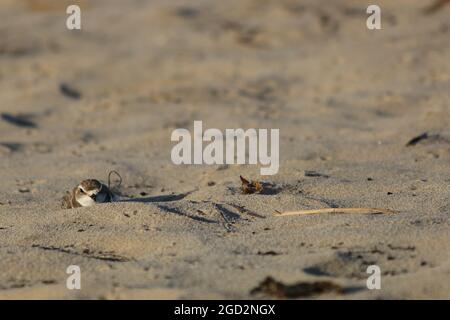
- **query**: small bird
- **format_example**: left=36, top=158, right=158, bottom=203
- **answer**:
left=62, top=179, right=117, bottom=209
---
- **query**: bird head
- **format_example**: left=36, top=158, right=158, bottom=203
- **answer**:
left=75, top=179, right=104, bottom=207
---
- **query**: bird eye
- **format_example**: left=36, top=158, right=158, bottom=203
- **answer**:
left=79, top=188, right=85, bottom=194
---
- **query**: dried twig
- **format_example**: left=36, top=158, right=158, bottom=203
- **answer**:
left=405, top=132, right=447, bottom=147
left=274, top=208, right=398, bottom=216
left=406, top=132, right=429, bottom=146
left=108, top=170, right=122, bottom=190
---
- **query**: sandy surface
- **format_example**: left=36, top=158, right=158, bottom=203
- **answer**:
left=0, top=0, right=449, bottom=299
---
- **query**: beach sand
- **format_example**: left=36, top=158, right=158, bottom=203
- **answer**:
left=0, top=0, right=449, bottom=299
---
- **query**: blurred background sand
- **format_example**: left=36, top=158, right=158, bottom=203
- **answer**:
left=0, top=0, right=449, bottom=299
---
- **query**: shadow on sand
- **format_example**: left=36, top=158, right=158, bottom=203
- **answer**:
left=119, top=190, right=196, bottom=204
left=118, top=189, right=216, bottom=223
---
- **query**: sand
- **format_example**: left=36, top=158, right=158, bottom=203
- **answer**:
left=0, top=0, right=449, bottom=299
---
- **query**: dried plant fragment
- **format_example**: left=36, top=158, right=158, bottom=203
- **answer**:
left=240, top=176, right=263, bottom=194
left=274, top=208, right=398, bottom=216
left=406, top=132, right=448, bottom=147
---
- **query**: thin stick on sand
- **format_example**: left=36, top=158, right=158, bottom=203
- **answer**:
left=274, top=208, right=398, bottom=216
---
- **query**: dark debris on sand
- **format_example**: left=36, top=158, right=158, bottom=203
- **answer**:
left=1, top=113, right=37, bottom=128
left=250, top=276, right=343, bottom=298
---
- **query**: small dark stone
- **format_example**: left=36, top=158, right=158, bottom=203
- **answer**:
left=176, top=7, right=199, bottom=19
left=0, top=142, right=24, bottom=152
left=60, top=83, right=82, bottom=100
left=305, top=170, right=329, bottom=178
left=1, top=113, right=37, bottom=128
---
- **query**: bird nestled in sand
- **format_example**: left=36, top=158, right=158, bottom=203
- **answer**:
left=62, top=179, right=118, bottom=209
left=62, top=172, right=122, bottom=209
